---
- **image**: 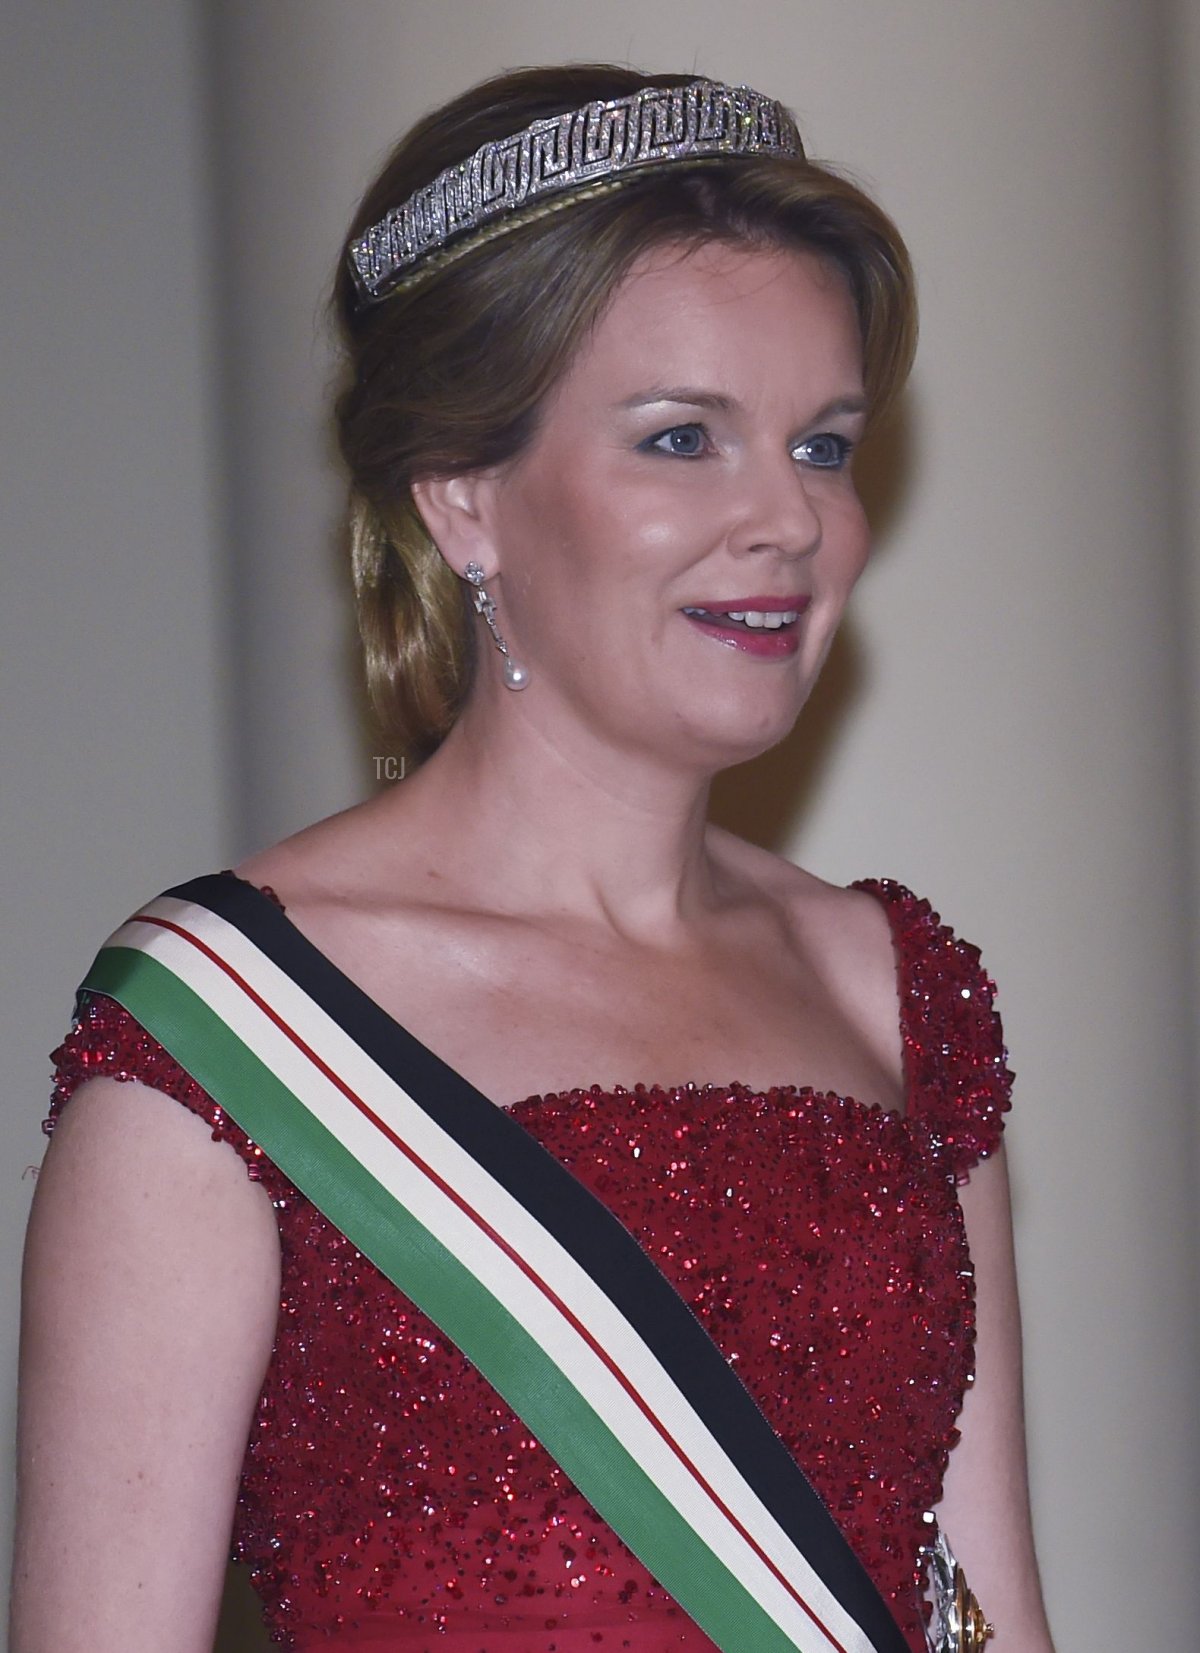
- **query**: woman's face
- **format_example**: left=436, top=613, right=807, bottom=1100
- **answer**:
left=459, top=238, right=870, bottom=772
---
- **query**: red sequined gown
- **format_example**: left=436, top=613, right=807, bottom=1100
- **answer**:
left=47, top=879, right=1011, bottom=1652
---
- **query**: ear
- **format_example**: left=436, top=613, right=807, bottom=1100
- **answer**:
left=410, top=473, right=499, bottom=579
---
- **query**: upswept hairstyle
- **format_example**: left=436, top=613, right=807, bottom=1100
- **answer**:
left=331, top=65, right=917, bottom=760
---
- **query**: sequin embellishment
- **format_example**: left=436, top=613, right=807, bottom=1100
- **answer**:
left=46, top=880, right=1011, bottom=1652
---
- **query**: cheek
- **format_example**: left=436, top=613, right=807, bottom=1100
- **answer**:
left=826, top=496, right=872, bottom=590
left=514, top=466, right=709, bottom=598
left=598, top=470, right=726, bottom=578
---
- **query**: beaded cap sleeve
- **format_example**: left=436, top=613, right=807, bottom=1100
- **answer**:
left=47, top=991, right=293, bottom=1204
left=853, top=877, right=1013, bottom=1180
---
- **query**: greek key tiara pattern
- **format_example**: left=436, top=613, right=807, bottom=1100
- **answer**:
left=348, top=80, right=803, bottom=303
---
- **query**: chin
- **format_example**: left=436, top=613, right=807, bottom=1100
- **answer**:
left=666, top=698, right=808, bottom=774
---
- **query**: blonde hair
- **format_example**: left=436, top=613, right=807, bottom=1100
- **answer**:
left=332, top=65, right=917, bottom=760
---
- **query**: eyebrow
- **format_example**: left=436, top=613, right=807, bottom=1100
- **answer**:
left=619, top=387, right=868, bottom=420
left=620, top=387, right=737, bottom=413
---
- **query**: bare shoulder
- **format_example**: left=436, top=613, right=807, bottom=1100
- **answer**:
left=706, top=826, right=902, bottom=1068
left=233, top=798, right=377, bottom=905
left=705, top=826, right=895, bottom=967
left=234, top=789, right=448, bottom=913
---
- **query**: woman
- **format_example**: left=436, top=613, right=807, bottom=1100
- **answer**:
left=13, top=66, right=1055, bottom=1653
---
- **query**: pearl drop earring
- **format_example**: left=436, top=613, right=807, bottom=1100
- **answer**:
left=463, top=562, right=530, bottom=690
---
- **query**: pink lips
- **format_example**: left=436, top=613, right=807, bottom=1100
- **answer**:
left=681, top=594, right=810, bottom=658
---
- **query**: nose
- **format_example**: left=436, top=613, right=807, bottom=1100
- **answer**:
left=730, top=451, right=824, bottom=560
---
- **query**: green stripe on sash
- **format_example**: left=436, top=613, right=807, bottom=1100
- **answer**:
left=82, top=943, right=814, bottom=1653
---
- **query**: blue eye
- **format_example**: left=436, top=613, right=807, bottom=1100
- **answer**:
left=642, top=423, right=709, bottom=457
left=794, top=432, right=854, bottom=470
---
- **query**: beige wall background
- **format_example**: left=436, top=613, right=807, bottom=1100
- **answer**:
left=4, top=3, right=1197, bottom=1650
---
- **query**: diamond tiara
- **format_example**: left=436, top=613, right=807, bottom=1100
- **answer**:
left=348, top=79, right=803, bottom=305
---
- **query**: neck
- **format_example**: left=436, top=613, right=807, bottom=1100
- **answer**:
left=381, top=685, right=722, bottom=940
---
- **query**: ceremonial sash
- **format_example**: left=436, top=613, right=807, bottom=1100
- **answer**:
left=77, top=872, right=909, bottom=1653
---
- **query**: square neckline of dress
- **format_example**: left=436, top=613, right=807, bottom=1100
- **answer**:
left=218, top=867, right=915, bottom=1123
